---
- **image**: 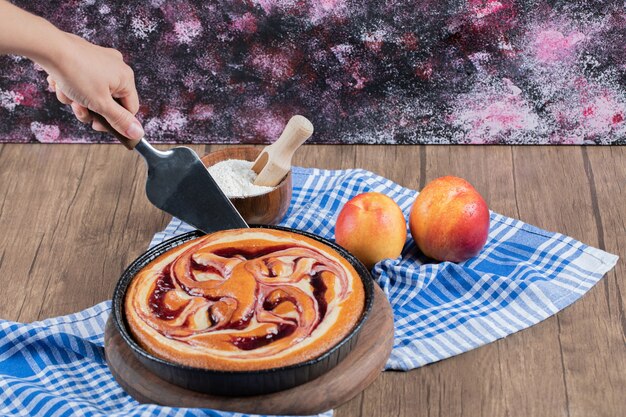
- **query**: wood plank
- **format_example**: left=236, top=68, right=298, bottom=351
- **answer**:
left=568, top=146, right=626, bottom=416
left=293, top=144, right=357, bottom=170
left=484, top=146, right=596, bottom=417
left=509, top=146, right=624, bottom=417
left=0, top=144, right=91, bottom=321
left=354, top=145, right=424, bottom=190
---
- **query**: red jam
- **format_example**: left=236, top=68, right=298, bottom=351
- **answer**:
left=231, top=323, right=297, bottom=350
left=310, top=271, right=328, bottom=321
left=148, top=273, right=185, bottom=320
left=212, top=244, right=295, bottom=259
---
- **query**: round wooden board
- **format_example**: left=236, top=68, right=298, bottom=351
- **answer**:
left=105, top=284, right=394, bottom=416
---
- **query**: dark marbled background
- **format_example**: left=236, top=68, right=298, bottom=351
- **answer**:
left=1, top=0, right=625, bottom=144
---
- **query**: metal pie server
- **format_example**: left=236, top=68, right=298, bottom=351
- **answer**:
left=92, top=113, right=248, bottom=233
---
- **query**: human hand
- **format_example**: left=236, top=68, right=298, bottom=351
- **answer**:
left=44, top=33, right=144, bottom=140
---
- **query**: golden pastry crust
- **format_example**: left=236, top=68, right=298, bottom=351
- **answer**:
left=125, top=228, right=365, bottom=371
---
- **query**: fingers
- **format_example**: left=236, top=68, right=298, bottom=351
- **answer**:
left=97, top=98, right=144, bottom=140
left=113, top=67, right=140, bottom=116
left=48, top=76, right=142, bottom=138
left=71, top=102, right=92, bottom=124
left=49, top=77, right=93, bottom=127
left=47, top=76, right=71, bottom=105
left=55, top=87, right=72, bottom=105
left=117, top=89, right=139, bottom=116
left=91, top=119, right=108, bottom=132
left=47, top=75, right=56, bottom=92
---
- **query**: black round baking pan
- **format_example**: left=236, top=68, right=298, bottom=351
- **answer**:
left=111, top=225, right=374, bottom=397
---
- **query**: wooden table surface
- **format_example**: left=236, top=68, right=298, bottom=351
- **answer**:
left=0, top=144, right=624, bottom=417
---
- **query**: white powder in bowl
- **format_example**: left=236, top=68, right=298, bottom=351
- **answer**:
left=208, top=159, right=275, bottom=198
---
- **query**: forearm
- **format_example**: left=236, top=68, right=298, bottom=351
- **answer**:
left=0, top=1, right=66, bottom=68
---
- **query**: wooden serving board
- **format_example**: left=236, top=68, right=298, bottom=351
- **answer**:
left=105, top=284, right=394, bottom=416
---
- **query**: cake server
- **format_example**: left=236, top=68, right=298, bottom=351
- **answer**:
left=92, top=113, right=248, bottom=233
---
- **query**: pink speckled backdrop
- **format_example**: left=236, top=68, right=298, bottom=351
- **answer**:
left=1, top=0, right=625, bottom=144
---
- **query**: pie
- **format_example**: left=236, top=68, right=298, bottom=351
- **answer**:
left=125, top=228, right=365, bottom=371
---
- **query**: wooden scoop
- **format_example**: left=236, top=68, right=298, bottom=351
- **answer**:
left=252, top=115, right=314, bottom=187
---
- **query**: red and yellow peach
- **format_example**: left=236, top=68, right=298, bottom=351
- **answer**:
left=409, top=176, right=489, bottom=262
left=335, top=192, right=407, bottom=268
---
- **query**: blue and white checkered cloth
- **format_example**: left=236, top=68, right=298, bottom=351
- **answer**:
left=1, top=167, right=618, bottom=416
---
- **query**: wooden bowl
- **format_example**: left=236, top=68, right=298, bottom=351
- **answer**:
left=200, top=147, right=291, bottom=225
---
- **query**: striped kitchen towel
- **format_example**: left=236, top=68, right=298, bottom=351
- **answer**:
left=0, top=167, right=618, bottom=416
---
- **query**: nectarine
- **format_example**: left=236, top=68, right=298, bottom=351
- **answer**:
left=335, top=192, right=407, bottom=268
left=409, top=176, right=489, bottom=262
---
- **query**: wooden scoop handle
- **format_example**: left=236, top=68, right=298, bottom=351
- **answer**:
left=252, top=115, right=313, bottom=186
left=271, top=115, right=313, bottom=156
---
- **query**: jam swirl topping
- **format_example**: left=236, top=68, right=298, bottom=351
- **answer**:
left=132, top=233, right=352, bottom=357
